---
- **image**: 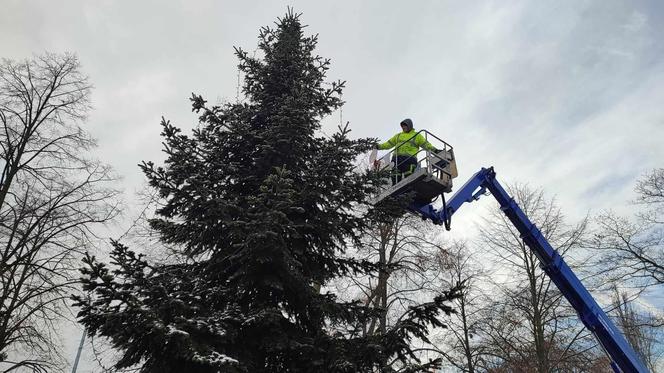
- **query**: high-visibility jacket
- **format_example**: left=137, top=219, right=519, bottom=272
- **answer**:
left=378, top=129, right=436, bottom=156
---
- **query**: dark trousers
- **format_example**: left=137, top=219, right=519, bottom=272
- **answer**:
left=392, top=155, right=417, bottom=184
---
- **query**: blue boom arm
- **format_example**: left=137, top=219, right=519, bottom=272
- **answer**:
left=411, top=167, right=649, bottom=373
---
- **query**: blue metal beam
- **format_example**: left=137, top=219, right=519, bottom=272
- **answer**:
left=410, top=167, right=649, bottom=373
left=410, top=168, right=489, bottom=225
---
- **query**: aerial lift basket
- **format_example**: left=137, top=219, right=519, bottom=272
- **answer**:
left=370, top=130, right=458, bottom=206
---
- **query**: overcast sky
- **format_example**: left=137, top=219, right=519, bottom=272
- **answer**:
left=2, top=0, right=664, bottom=371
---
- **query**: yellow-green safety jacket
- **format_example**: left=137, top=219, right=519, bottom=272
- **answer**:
left=378, top=130, right=436, bottom=156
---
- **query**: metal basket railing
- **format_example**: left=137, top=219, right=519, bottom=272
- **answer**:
left=374, top=129, right=454, bottom=187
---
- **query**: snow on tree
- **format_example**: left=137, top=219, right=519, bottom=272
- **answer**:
left=74, top=10, right=461, bottom=373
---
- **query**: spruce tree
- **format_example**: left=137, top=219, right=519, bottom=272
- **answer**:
left=75, top=10, right=460, bottom=372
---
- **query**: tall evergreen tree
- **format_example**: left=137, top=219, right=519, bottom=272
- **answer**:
left=75, top=10, right=460, bottom=372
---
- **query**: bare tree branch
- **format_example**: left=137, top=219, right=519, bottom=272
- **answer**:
left=0, top=53, right=120, bottom=372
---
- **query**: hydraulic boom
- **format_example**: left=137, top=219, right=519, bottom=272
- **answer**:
left=410, top=167, right=649, bottom=373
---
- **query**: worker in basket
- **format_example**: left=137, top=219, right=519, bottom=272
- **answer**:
left=375, top=118, right=437, bottom=184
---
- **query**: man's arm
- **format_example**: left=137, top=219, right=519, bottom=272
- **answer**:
left=377, top=134, right=398, bottom=150
left=415, top=133, right=437, bottom=151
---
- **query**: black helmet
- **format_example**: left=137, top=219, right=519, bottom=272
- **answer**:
left=400, top=118, right=413, bottom=131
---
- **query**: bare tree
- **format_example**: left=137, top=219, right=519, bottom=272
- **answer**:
left=476, top=184, right=601, bottom=373
left=611, top=287, right=663, bottom=372
left=435, top=241, right=490, bottom=373
left=338, top=214, right=443, bottom=336
left=635, top=168, right=664, bottom=209
left=592, top=168, right=664, bottom=289
left=0, top=53, right=119, bottom=372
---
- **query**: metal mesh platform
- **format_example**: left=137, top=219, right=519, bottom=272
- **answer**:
left=371, top=167, right=453, bottom=205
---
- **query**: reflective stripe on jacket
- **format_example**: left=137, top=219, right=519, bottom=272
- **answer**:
left=377, top=130, right=435, bottom=156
